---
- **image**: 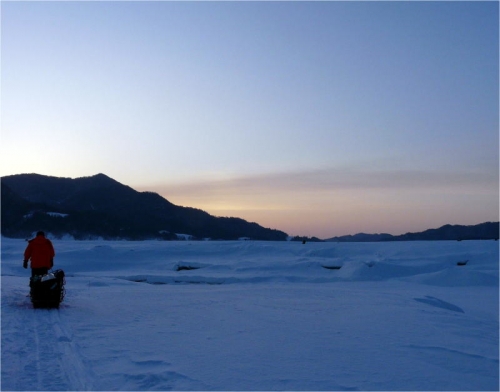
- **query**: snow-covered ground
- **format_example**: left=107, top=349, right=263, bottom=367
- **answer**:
left=1, top=237, right=498, bottom=391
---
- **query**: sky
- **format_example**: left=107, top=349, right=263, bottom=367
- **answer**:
left=1, top=1, right=498, bottom=238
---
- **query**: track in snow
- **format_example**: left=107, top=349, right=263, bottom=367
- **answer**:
left=1, top=282, right=95, bottom=391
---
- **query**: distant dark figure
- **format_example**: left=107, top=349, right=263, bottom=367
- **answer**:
left=23, top=231, right=55, bottom=276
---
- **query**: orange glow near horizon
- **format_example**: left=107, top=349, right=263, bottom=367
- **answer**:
left=137, top=168, right=498, bottom=238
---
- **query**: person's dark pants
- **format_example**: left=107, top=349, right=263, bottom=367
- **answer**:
left=31, top=268, right=49, bottom=277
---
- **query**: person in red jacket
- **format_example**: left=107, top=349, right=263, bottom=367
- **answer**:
left=23, top=231, right=55, bottom=276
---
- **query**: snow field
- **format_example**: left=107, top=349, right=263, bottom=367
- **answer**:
left=1, top=238, right=498, bottom=390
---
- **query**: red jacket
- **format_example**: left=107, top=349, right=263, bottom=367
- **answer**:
left=24, top=235, right=55, bottom=269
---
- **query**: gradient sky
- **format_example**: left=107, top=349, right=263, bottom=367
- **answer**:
left=1, top=1, right=498, bottom=238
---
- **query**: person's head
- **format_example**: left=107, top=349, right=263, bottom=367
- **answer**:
left=36, top=231, right=45, bottom=237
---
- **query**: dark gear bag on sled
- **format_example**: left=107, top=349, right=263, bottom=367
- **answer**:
left=30, top=269, right=66, bottom=309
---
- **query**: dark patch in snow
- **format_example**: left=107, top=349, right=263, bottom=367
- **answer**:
left=176, top=265, right=200, bottom=271
left=414, top=296, right=465, bottom=313
left=121, top=275, right=225, bottom=285
left=174, top=280, right=223, bottom=285
left=174, top=261, right=207, bottom=271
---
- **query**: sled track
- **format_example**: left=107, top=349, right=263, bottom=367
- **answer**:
left=1, top=285, right=95, bottom=391
left=32, top=314, right=43, bottom=390
left=30, top=308, right=96, bottom=391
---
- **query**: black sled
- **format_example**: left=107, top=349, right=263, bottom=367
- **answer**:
left=30, top=269, right=66, bottom=309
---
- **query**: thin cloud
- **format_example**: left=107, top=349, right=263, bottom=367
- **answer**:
left=147, top=166, right=498, bottom=198
left=136, top=166, right=498, bottom=237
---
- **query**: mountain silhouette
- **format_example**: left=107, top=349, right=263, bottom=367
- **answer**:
left=1, top=173, right=288, bottom=241
left=326, top=222, right=499, bottom=242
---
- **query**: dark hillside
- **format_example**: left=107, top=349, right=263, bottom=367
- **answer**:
left=1, top=173, right=288, bottom=241
left=327, top=222, right=499, bottom=242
